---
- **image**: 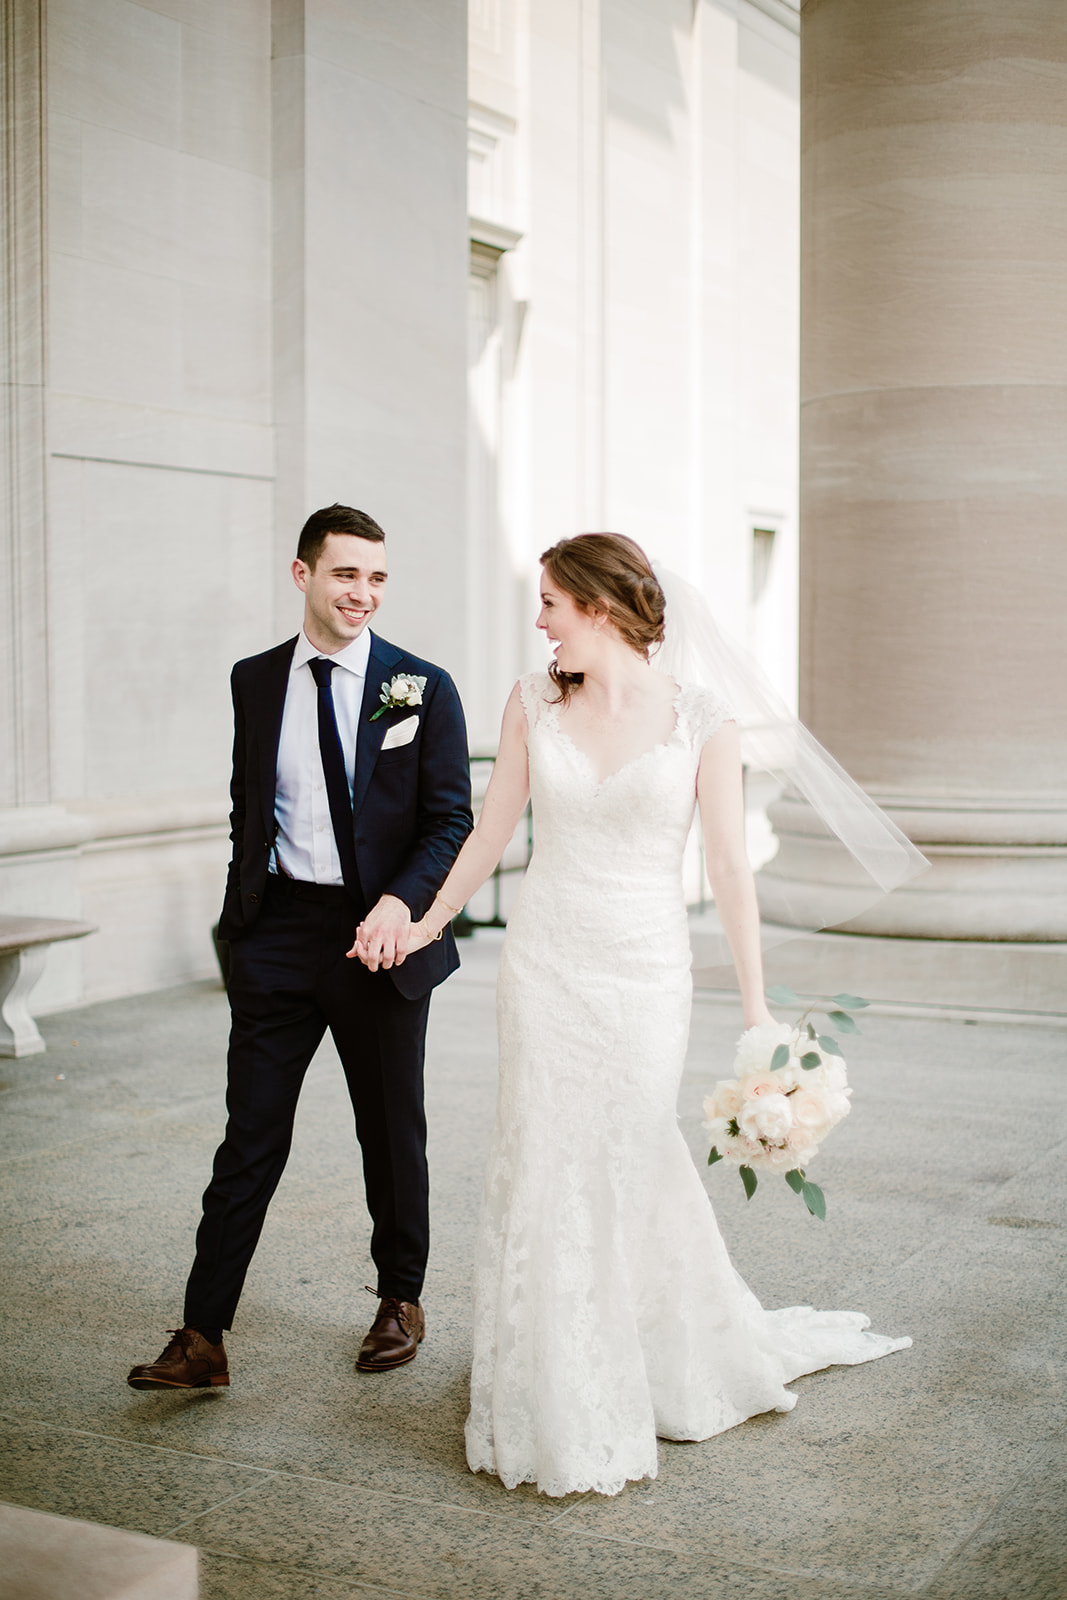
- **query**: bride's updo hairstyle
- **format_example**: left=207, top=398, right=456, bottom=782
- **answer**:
left=540, top=533, right=666, bottom=704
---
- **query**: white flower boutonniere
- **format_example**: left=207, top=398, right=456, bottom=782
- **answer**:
left=370, top=673, right=427, bottom=722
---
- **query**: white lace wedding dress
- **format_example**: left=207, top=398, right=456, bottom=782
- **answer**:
left=464, top=672, right=910, bottom=1498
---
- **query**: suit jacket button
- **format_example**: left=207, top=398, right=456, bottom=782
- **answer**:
left=248, top=891, right=259, bottom=904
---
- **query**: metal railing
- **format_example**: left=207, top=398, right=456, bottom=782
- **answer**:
left=454, top=754, right=533, bottom=937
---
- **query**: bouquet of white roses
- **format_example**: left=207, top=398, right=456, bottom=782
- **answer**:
left=703, top=987, right=868, bottom=1218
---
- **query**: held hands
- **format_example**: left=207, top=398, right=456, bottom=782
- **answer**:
left=346, top=894, right=414, bottom=971
left=347, top=891, right=458, bottom=969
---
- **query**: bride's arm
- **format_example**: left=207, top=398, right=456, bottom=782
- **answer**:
left=696, top=720, right=775, bottom=1030
left=350, top=683, right=531, bottom=969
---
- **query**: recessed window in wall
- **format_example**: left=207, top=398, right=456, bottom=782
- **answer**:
left=752, top=526, right=776, bottom=604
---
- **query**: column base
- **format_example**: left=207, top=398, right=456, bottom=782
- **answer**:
left=756, top=794, right=1067, bottom=941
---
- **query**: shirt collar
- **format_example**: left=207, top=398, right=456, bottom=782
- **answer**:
left=293, top=627, right=373, bottom=679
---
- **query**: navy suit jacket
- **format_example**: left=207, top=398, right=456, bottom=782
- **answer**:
left=217, top=632, right=473, bottom=999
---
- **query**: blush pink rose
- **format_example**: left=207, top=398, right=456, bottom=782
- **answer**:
left=740, top=1072, right=784, bottom=1101
left=786, top=1128, right=818, bottom=1161
left=792, top=1087, right=833, bottom=1133
left=707, top=1079, right=744, bottom=1121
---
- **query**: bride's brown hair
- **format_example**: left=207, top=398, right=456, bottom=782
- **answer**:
left=540, top=533, right=666, bottom=704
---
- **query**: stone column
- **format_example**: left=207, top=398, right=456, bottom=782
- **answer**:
left=762, top=0, right=1067, bottom=959
left=0, top=0, right=50, bottom=807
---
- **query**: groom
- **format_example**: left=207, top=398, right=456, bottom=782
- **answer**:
left=128, top=504, right=472, bottom=1389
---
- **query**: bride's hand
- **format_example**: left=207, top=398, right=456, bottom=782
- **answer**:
left=743, top=1004, right=777, bottom=1031
left=405, top=917, right=433, bottom=956
left=347, top=915, right=435, bottom=966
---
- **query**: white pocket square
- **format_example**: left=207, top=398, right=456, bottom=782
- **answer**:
left=381, top=714, right=419, bottom=750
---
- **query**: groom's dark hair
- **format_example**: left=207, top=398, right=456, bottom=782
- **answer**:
left=297, top=504, right=386, bottom=568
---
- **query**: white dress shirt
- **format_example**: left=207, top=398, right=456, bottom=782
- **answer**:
left=272, top=627, right=373, bottom=885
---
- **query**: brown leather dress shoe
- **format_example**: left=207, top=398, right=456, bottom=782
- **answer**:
left=356, top=1297, right=425, bottom=1372
left=127, top=1327, right=230, bottom=1390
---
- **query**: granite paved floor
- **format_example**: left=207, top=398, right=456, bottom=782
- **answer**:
left=1, top=936, right=1064, bottom=1599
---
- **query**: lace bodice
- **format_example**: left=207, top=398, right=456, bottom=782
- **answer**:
left=520, top=669, right=727, bottom=862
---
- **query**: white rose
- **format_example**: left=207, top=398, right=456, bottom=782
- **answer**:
left=733, top=1136, right=765, bottom=1167
left=786, top=1128, right=818, bottom=1163
left=824, top=1088, right=852, bottom=1127
left=703, top=1113, right=733, bottom=1149
left=762, top=1139, right=804, bottom=1171
left=739, top=1092, right=792, bottom=1144
left=713, top=1131, right=749, bottom=1166
left=733, top=1021, right=794, bottom=1077
left=774, top=1057, right=803, bottom=1092
left=810, top=1055, right=848, bottom=1092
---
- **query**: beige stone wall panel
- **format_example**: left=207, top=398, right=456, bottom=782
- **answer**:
left=802, top=127, right=1067, bottom=397
left=800, top=383, right=1067, bottom=795
left=798, top=0, right=1067, bottom=944
left=800, top=0, right=1067, bottom=137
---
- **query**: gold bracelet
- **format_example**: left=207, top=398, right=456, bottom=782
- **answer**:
left=434, top=892, right=462, bottom=917
left=422, top=917, right=443, bottom=943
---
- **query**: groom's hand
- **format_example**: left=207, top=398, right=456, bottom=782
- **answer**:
left=347, top=893, right=412, bottom=970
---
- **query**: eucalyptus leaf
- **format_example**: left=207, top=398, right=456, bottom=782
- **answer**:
left=802, top=1180, right=827, bottom=1220
left=770, top=1043, right=791, bottom=1072
left=784, top=1169, right=805, bottom=1194
left=708, top=1147, right=723, bottom=1167
left=765, top=984, right=800, bottom=1006
left=800, top=1052, right=821, bottom=1070
left=806, top=1022, right=817, bottom=1040
left=828, top=1010, right=859, bottom=1034
left=739, top=1165, right=758, bottom=1201
left=818, top=1034, right=844, bottom=1057
left=830, top=993, right=869, bottom=1010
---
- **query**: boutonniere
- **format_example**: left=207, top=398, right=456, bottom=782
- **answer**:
left=369, top=673, right=427, bottom=722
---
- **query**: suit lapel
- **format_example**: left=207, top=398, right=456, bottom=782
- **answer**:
left=354, top=633, right=403, bottom=818
left=257, top=637, right=298, bottom=841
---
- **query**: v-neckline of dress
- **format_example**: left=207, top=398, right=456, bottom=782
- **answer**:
left=548, top=679, right=686, bottom=793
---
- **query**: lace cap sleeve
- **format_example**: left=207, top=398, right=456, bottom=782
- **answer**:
left=517, top=670, right=554, bottom=730
left=677, top=682, right=733, bottom=749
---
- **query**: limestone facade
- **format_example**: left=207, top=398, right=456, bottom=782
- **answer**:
left=0, top=0, right=802, bottom=1008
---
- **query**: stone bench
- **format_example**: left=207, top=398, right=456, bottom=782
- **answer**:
left=0, top=915, right=97, bottom=1058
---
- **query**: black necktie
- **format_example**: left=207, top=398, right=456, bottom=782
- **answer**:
left=307, top=657, right=360, bottom=899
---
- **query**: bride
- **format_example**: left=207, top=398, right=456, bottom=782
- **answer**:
left=354, top=532, right=910, bottom=1499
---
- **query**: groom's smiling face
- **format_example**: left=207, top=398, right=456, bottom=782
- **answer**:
left=292, top=532, right=388, bottom=654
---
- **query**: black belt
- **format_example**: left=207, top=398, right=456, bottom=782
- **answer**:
left=265, top=873, right=355, bottom=906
